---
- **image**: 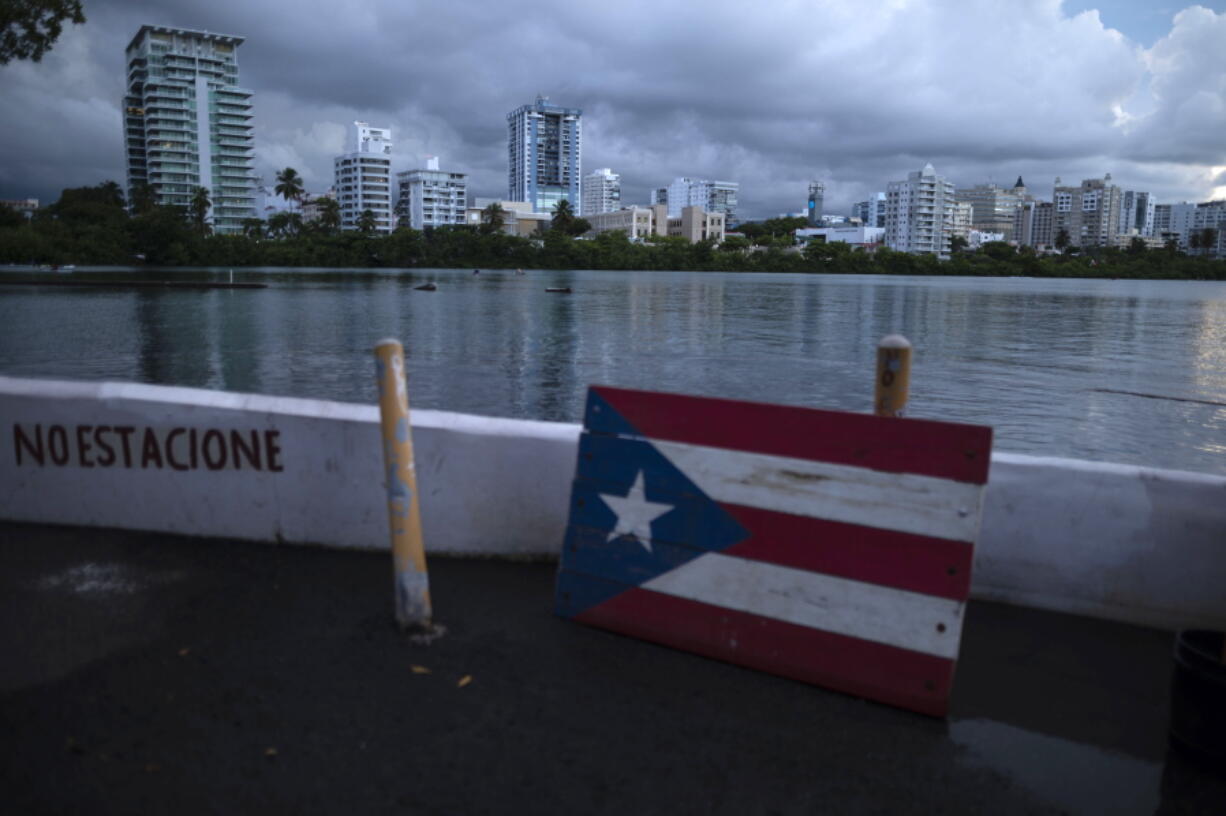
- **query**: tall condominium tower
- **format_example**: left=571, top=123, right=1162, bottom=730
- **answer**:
left=1014, top=200, right=1055, bottom=249
left=885, top=163, right=956, bottom=257
left=1052, top=174, right=1123, bottom=248
left=335, top=121, right=393, bottom=234
left=663, top=178, right=739, bottom=223
left=581, top=168, right=621, bottom=216
left=397, top=157, right=468, bottom=229
left=123, top=25, right=256, bottom=234
left=507, top=95, right=582, bottom=213
left=807, top=181, right=825, bottom=226
left=1119, top=190, right=1156, bottom=237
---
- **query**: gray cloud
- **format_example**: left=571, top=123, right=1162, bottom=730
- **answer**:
left=1, top=0, right=1223, bottom=218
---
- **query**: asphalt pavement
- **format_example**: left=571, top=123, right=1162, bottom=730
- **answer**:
left=1, top=521, right=1222, bottom=815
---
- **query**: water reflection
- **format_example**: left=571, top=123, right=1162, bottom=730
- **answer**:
left=1, top=268, right=1224, bottom=475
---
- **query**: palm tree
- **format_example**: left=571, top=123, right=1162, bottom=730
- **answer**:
left=274, top=167, right=304, bottom=212
left=356, top=208, right=378, bottom=235
left=317, top=198, right=341, bottom=234
left=1055, top=228, right=1071, bottom=252
left=480, top=202, right=506, bottom=235
left=241, top=218, right=265, bottom=240
left=267, top=211, right=302, bottom=239
left=1198, top=228, right=1218, bottom=258
left=188, top=186, right=211, bottom=236
left=551, top=199, right=575, bottom=233
left=100, top=180, right=125, bottom=210
left=129, top=181, right=156, bottom=215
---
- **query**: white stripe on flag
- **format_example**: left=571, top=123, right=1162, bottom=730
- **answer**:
left=642, top=553, right=965, bottom=659
left=652, top=438, right=984, bottom=543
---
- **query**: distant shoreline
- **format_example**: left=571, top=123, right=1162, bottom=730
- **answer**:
left=3, top=262, right=1224, bottom=284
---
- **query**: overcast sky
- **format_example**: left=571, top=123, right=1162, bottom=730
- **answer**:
left=1, top=0, right=1224, bottom=219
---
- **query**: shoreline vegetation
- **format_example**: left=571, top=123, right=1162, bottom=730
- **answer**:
left=2, top=184, right=1224, bottom=281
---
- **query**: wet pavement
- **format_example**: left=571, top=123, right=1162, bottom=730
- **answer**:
left=1, top=520, right=1222, bottom=814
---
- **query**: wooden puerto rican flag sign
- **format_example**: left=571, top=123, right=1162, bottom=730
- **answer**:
left=554, top=386, right=993, bottom=717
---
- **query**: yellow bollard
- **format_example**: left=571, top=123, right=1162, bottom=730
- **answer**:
left=874, top=334, right=912, bottom=417
left=374, top=338, right=433, bottom=631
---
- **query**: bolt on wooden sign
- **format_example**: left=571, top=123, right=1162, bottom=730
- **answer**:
left=555, top=386, right=993, bottom=717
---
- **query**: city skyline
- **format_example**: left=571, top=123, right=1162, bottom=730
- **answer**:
left=1, top=0, right=1224, bottom=220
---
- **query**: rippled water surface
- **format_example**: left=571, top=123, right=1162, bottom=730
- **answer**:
left=2, top=267, right=1224, bottom=474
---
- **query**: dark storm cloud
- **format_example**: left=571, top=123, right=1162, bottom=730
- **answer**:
left=1, top=0, right=1224, bottom=216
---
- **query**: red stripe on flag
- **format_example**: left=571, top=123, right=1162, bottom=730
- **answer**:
left=576, top=585, right=956, bottom=717
left=591, top=386, right=991, bottom=484
left=722, top=504, right=973, bottom=600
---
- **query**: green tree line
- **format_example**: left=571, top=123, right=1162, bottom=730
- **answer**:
left=2, top=182, right=1224, bottom=280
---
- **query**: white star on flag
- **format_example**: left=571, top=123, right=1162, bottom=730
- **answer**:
left=599, top=470, right=674, bottom=552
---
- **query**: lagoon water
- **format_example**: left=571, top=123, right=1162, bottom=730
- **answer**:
left=2, top=266, right=1224, bottom=476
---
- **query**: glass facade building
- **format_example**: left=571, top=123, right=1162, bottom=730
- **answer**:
left=507, top=96, right=582, bottom=214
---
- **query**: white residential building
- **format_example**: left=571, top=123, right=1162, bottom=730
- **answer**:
left=300, top=189, right=336, bottom=225
left=0, top=198, right=38, bottom=218
left=1158, top=200, right=1226, bottom=256
left=334, top=121, right=393, bottom=234
left=884, top=163, right=956, bottom=257
left=1192, top=201, right=1226, bottom=257
left=951, top=202, right=974, bottom=239
left=397, top=157, right=468, bottom=230
left=581, top=168, right=621, bottom=217
left=123, top=25, right=256, bottom=234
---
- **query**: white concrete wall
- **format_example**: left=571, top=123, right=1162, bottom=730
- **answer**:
left=2, top=376, right=1224, bottom=629
left=0, top=376, right=575, bottom=558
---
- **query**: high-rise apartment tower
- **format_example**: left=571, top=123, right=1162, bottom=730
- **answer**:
left=507, top=95, right=582, bottom=213
left=1052, top=174, right=1123, bottom=248
left=397, top=157, right=468, bottom=230
left=884, top=163, right=956, bottom=257
left=335, top=121, right=393, bottom=234
left=581, top=168, right=621, bottom=216
left=123, top=25, right=256, bottom=234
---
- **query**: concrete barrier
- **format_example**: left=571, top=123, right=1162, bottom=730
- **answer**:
left=2, top=376, right=1224, bottom=630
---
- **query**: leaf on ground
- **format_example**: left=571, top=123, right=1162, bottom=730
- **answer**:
left=410, top=665, right=431, bottom=675
left=457, top=675, right=473, bottom=688
left=264, top=747, right=278, bottom=758
left=178, top=648, right=190, bottom=657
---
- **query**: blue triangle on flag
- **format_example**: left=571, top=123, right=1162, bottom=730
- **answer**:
left=558, top=390, right=749, bottom=617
